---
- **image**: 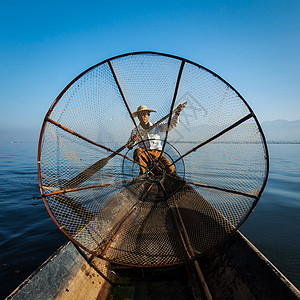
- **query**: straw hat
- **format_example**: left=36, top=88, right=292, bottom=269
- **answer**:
left=132, top=105, right=156, bottom=118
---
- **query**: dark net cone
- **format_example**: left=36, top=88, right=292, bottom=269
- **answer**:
left=38, top=52, right=269, bottom=267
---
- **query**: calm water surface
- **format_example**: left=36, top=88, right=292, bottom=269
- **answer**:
left=0, top=142, right=67, bottom=298
left=0, top=142, right=299, bottom=298
left=241, top=144, right=300, bottom=287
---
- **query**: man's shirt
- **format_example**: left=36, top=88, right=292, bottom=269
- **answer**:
left=128, top=114, right=180, bottom=150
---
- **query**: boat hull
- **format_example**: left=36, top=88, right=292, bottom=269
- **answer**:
left=7, top=231, right=299, bottom=300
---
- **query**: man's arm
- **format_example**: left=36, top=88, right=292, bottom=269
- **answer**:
left=127, top=128, right=139, bottom=149
left=158, top=102, right=187, bottom=132
left=158, top=114, right=179, bottom=132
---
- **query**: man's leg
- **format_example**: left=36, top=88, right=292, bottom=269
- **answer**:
left=151, top=150, right=175, bottom=174
left=133, top=148, right=149, bottom=174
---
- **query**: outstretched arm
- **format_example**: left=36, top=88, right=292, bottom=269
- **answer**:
left=159, top=102, right=187, bottom=132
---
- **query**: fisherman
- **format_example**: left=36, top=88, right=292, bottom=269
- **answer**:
left=128, top=103, right=186, bottom=175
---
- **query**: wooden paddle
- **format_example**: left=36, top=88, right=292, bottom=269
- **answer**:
left=62, top=102, right=187, bottom=189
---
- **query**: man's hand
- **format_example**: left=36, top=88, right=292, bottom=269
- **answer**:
left=175, top=102, right=187, bottom=115
left=131, top=134, right=140, bottom=142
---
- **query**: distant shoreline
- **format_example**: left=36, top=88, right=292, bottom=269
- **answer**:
left=266, top=141, right=300, bottom=144
left=1, top=141, right=299, bottom=145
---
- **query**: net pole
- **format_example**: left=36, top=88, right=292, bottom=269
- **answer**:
left=158, top=60, right=185, bottom=160
left=171, top=113, right=253, bottom=167
left=107, top=60, right=155, bottom=165
left=172, top=203, right=213, bottom=300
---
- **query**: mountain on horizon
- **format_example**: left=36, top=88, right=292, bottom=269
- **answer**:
left=0, top=127, right=40, bottom=143
left=261, top=119, right=300, bottom=142
left=0, top=119, right=299, bottom=143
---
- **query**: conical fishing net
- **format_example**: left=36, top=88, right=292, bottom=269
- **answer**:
left=38, top=52, right=269, bottom=267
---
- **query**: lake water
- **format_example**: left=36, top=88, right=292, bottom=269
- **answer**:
left=0, top=142, right=299, bottom=298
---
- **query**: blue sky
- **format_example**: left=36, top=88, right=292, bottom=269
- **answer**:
left=0, top=0, right=299, bottom=141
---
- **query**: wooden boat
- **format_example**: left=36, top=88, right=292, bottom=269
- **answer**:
left=25, top=50, right=300, bottom=299
left=6, top=232, right=300, bottom=300
left=7, top=178, right=300, bottom=300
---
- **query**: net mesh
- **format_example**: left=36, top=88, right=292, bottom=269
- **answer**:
left=38, top=52, right=268, bottom=267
